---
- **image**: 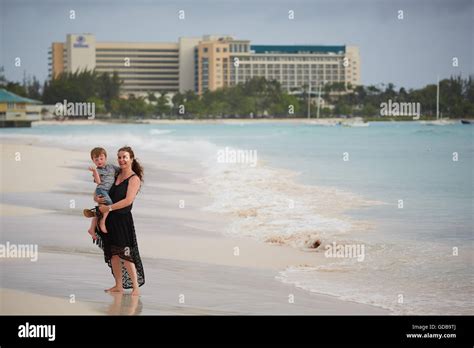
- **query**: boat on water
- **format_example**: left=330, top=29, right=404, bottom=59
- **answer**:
left=461, top=119, right=472, bottom=125
left=304, top=119, right=339, bottom=126
left=343, top=121, right=369, bottom=127
left=341, top=117, right=369, bottom=127
left=421, top=76, right=453, bottom=126
left=421, top=119, right=454, bottom=126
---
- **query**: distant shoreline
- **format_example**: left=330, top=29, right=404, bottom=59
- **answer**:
left=32, top=117, right=473, bottom=126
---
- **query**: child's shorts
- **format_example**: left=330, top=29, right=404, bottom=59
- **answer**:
left=95, top=187, right=113, bottom=205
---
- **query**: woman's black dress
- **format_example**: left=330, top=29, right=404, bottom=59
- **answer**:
left=94, top=173, right=145, bottom=289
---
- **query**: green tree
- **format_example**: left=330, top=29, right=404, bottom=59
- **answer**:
left=156, top=91, right=171, bottom=117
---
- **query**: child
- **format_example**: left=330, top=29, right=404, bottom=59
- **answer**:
left=84, top=147, right=119, bottom=239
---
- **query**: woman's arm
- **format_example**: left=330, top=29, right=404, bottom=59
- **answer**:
left=99, top=176, right=140, bottom=212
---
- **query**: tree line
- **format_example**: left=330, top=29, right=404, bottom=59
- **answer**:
left=1, top=66, right=472, bottom=119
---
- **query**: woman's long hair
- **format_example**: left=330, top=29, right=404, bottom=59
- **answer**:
left=118, top=146, right=144, bottom=182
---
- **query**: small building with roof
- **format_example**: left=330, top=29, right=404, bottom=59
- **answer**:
left=0, top=88, right=42, bottom=127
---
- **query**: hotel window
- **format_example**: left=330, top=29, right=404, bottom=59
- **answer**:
left=203, top=48, right=208, bottom=53
left=223, top=48, right=227, bottom=52
left=216, top=48, right=220, bottom=52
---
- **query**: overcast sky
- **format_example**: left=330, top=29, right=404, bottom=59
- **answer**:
left=1, top=0, right=472, bottom=89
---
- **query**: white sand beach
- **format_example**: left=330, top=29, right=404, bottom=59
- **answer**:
left=0, top=140, right=389, bottom=315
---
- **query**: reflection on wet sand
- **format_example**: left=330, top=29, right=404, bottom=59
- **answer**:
left=106, top=293, right=143, bottom=315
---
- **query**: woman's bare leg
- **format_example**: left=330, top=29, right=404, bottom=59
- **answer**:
left=105, top=255, right=123, bottom=293
left=124, top=260, right=140, bottom=296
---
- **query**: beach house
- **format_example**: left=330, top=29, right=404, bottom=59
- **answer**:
left=0, top=88, right=42, bottom=127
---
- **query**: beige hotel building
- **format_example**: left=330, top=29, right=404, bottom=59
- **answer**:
left=49, top=34, right=360, bottom=96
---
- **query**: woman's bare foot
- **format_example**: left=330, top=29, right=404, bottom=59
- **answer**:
left=105, top=285, right=123, bottom=293
left=88, top=227, right=97, bottom=240
left=131, top=287, right=140, bottom=296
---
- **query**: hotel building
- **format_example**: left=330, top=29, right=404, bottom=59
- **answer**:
left=49, top=34, right=360, bottom=96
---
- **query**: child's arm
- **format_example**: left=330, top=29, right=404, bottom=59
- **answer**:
left=89, top=166, right=101, bottom=184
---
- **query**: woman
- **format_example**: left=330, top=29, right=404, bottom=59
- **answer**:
left=94, top=146, right=145, bottom=296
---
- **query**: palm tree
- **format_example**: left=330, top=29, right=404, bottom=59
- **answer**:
left=156, top=91, right=170, bottom=117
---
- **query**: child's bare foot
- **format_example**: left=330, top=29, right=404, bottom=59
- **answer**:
left=88, top=227, right=97, bottom=240
left=105, top=285, right=123, bottom=293
left=99, top=219, right=108, bottom=233
left=131, top=287, right=140, bottom=296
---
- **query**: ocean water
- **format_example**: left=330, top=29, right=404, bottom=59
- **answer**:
left=1, top=121, right=473, bottom=314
